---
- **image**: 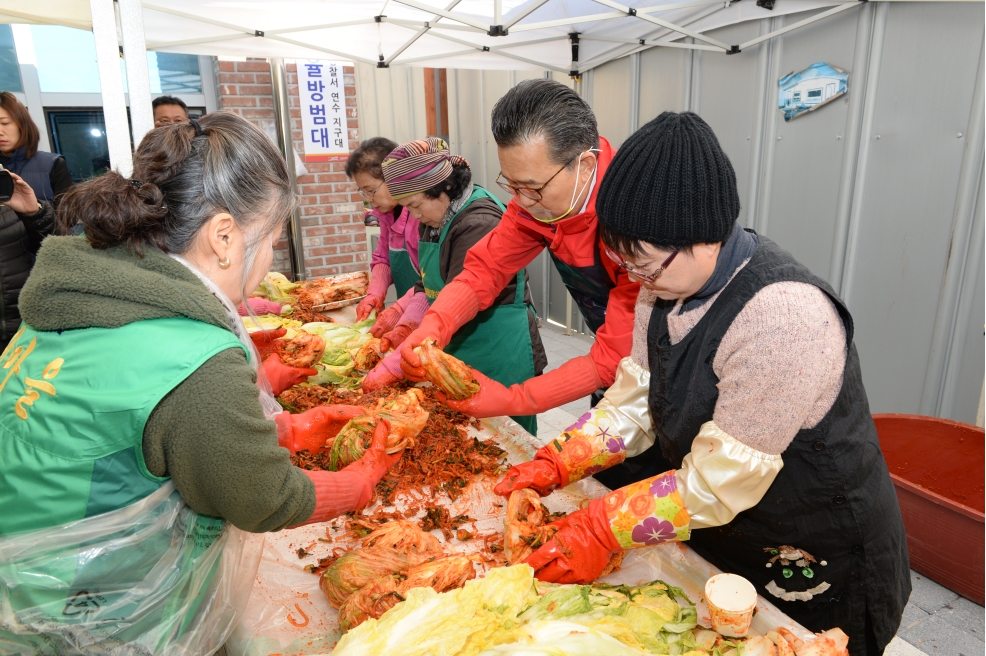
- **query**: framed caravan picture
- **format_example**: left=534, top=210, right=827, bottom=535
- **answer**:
left=778, top=62, right=849, bottom=122
left=299, top=60, right=349, bottom=162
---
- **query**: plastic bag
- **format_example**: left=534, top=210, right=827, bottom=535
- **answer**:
left=0, top=482, right=265, bottom=656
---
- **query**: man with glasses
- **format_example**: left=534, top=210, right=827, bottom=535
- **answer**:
left=400, top=80, right=641, bottom=479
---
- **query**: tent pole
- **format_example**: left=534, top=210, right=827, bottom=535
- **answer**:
left=90, top=0, right=133, bottom=176
left=119, top=0, right=154, bottom=146
left=270, top=58, right=307, bottom=281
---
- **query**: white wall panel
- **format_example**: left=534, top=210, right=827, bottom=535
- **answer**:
left=845, top=1, right=984, bottom=417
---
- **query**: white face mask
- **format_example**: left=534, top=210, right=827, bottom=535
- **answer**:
left=528, top=149, right=600, bottom=223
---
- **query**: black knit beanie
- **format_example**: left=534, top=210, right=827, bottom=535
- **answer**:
left=597, top=111, right=740, bottom=247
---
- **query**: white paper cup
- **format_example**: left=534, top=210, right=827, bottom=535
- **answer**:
left=704, top=573, right=758, bottom=637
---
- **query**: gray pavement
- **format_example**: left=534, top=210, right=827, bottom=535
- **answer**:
left=534, top=322, right=985, bottom=656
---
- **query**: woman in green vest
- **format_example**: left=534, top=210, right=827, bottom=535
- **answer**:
left=0, top=113, right=400, bottom=652
left=363, top=138, right=546, bottom=434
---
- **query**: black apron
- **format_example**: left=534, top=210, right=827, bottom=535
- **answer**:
left=647, top=235, right=909, bottom=655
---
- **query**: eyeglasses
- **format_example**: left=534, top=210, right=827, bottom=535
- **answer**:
left=495, top=156, right=576, bottom=201
left=359, top=180, right=385, bottom=201
left=604, top=247, right=678, bottom=283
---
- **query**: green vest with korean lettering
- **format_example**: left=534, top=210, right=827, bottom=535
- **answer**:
left=0, top=317, right=247, bottom=536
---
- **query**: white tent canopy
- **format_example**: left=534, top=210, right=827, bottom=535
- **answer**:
left=6, top=0, right=876, bottom=74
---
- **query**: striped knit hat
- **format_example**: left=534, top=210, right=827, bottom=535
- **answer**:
left=381, top=137, right=469, bottom=200
left=597, top=111, right=740, bottom=247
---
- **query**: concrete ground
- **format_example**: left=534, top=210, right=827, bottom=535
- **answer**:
left=534, top=322, right=985, bottom=656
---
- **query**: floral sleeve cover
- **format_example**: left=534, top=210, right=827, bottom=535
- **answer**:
left=547, top=408, right=627, bottom=487
left=603, top=471, right=691, bottom=549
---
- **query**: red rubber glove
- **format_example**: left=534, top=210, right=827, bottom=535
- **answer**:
left=274, top=405, right=366, bottom=455
left=262, top=353, right=318, bottom=396
left=249, top=327, right=287, bottom=362
left=239, top=297, right=282, bottom=316
left=379, top=323, right=414, bottom=352
left=494, top=457, right=564, bottom=497
left=369, top=304, right=404, bottom=338
left=400, top=281, right=480, bottom=381
left=524, top=497, right=620, bottom=584
left=445, top=355, right=603, bottom=418
left=356, top=295, right=385, bottom=322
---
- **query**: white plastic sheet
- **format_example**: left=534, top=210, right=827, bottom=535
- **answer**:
left=227, top=416, right=810, bottom=655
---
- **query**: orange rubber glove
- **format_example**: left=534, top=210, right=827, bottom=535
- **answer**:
left=400, top=281, right=480, bottom=381
left=355, top=295, right=385, bottom=322
left=274, top=405, right=366, bottom=455
left=524, top=497, right=620, bottom=584
left=445, top=355, right=603, bottom=418
left=262, top=353, right=318, bottom=396
left=249, top=327, right=287, bottom=362
left=369, top=304, right=404, bottom=338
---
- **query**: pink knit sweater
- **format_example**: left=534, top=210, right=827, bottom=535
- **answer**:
left=632, top=261, right=846, bottom=456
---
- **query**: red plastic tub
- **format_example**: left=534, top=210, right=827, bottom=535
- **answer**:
left=873, top=414, right=985, bottom=604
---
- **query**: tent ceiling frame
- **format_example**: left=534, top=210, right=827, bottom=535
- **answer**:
left=503, top=0, right=552, bottom=28
left=129, top=0, right=881, bottom=78
left=425, top=28, right=570, bottom=72
left=590, top=0, right=729, bottom=50
left=510, top=0, right=727, bottom=34
left=738, top=1, right=858, bottom=49
left=384, top=18, right=480, bottom=31
left=390, top=0, right=490, bottom=30
left=384, top=0, right=463, bottom=65
left=573, top=1, right=724, bottom=69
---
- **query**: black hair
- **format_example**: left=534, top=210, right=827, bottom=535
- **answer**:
left=152, top=95, right=188, bottom=113
left=423, top=163, right=471, bottom=203
left=599, top=223, right=694, bottom=258
left=346, top=136, right=399, bottom=180
left=491, top=79, right=598, bottom=167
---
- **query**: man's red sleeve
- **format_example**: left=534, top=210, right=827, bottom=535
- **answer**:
left=455, top=217, right=545, bottom=310
left=589, top=270, right=639, bottom=386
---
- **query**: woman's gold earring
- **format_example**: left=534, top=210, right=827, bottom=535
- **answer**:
left=218, top=256, right=231, bottom=269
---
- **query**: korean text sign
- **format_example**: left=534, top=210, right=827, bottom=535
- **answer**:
left=298, top=60, right=349, bottom=162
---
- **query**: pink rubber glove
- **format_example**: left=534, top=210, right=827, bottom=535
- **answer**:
left=357, top=263, right=393, bottom=321
left=238, top=297, right=282, bottom=316
left=362, top=348, right=404, bottom=392
left=369, top=304, right=404, bottom=338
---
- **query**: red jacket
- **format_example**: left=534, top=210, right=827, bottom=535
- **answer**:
left=454, top=138, right=639, bottom=386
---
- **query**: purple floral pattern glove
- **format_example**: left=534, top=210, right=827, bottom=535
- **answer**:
left=602, top=471, right=691, bottom=549
left=548, top=408, right=627, bottom=487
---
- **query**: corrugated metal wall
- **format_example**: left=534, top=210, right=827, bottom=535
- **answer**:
left=354, top=1, right=985, bottom=425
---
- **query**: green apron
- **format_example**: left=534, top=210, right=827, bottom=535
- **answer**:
left=420, top=187, right=538, bottom=434
left=389, top=247, right=420, bottom=299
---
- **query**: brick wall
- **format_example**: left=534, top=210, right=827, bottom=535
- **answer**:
left=214, top=58, right=367, bottom=279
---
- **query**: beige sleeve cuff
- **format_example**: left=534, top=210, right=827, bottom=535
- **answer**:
left=675, top=421, right=783, bottom=530
left=595, top=357, right=654, bottom=458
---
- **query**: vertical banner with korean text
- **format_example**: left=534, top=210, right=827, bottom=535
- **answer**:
left=298, top=60, right=349, bottom=162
